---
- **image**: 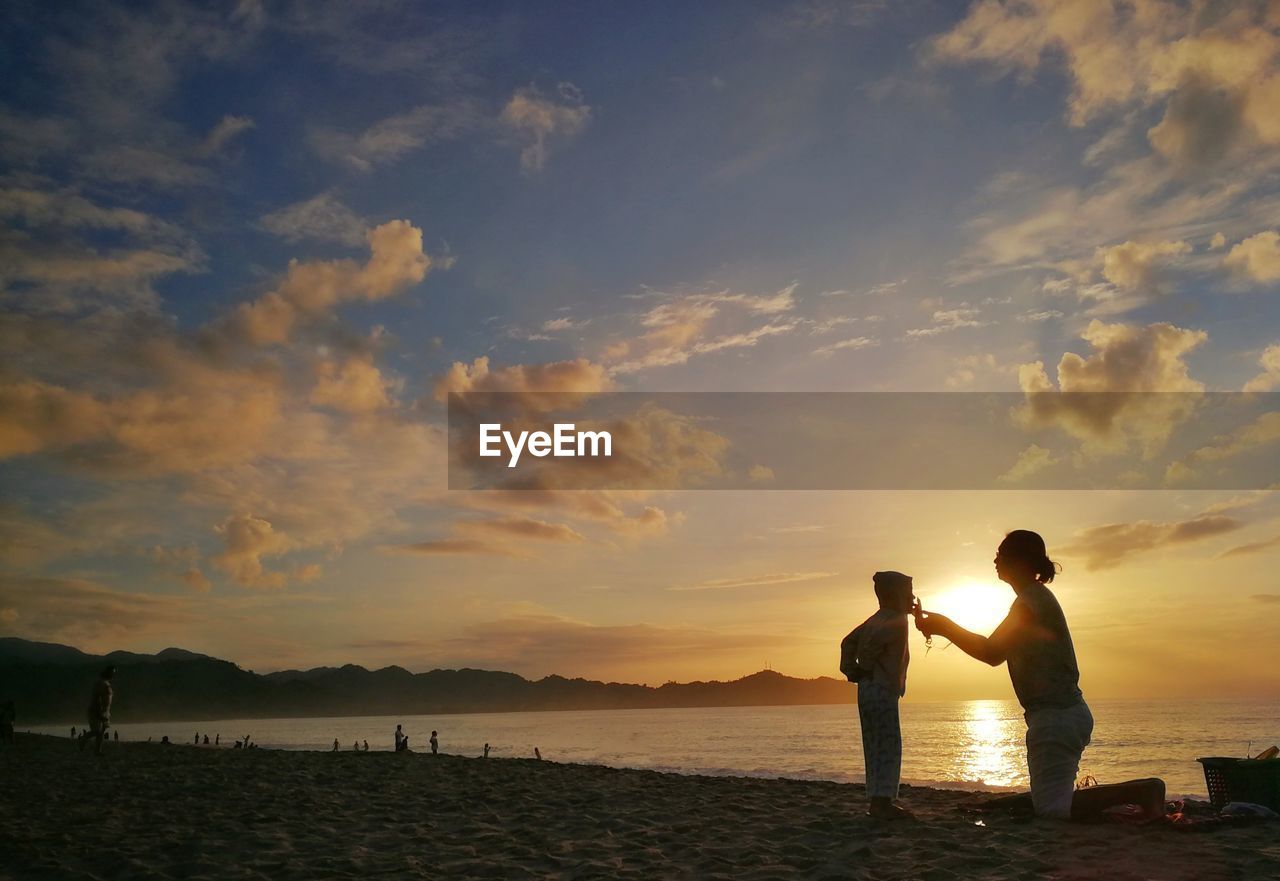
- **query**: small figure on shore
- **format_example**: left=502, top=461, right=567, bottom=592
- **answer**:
left=244, top=734, right=251, bottom=747
left=194, top=732, right=199, bottom=745
left=113, top=729, right=119, bottom=742
left=332, top=738, right=340, bottom=752
left=83, top=665, right=116, bottom=756
left=147, top=736, right=152, bottom=742
left=0, top=700, right=15, bottom=745
left=352, top=740, right=359, bottom=751
left=842, top=571, right=915, bottom=820
left=233, top=740, right=242, bottom=749
left=430, top=730, right=438, bottom=755
left=394, top=724, right=404, bottom=752
left=402, top=735, right=411, bottom=751
left=534, top=747, right=541, bottom=761
left=203, top=735, right=209, bottom=745
left=70, top=726, right=76, bottom=739
left=161, top=735, right=171, bottom=745
left=215, top=734, right=220, bottom=746
left=483, top=742, right=490, bottom=758
left=362, top=740, right=369, bottom=752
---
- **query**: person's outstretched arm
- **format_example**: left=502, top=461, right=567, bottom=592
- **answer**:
left=915, top=605, right=1023, bottom=666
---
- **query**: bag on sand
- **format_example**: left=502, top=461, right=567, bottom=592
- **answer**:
left=839, top=622, right=867, bottom=683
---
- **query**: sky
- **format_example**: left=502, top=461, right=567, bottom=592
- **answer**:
left=2, top=0, right=1280, bottom=700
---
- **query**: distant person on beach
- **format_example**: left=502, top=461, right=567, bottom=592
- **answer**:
left=534, top=747, right=541, bottom=761
left=194, top=732, right=199, bottom=745
left=83, top=665, right=115, bottom=755
left=430, top=731, right=438, bottom=755
left=915, top=530, right=1166, bottom=821
left=113, top=729, right=119, bottom=742
left=363, top=740, right=369, bottom=752
left=203, top=735, right=209, bottom=745
left=402, top=735, right=410, bottom=751
left=333, top=738, right=340, bottom=752
left=234, top=740, right=242, bottom=749
left=840, top=570, right=915, bottom=820
left=352, top=740, right=359, bottom=751
left=0, top=700, right=15, bottom=744
left=483, top=743, right=490, bottom=758
left=215, top=734, right=220, bottom=746
left=70, top=726, right=76, bottom=739
left=395, top=724, right=404, bottom=751
left=161, top=735, right=170, bottom=745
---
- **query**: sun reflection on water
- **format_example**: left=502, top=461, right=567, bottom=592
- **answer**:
left=953, top=700, right=1025, bottom=788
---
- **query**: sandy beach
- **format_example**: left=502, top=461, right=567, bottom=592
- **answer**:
left=1, top=734, right=1274, bottom=880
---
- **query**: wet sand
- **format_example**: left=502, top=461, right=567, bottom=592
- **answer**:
left=2, top=733, right=1274, bottom=880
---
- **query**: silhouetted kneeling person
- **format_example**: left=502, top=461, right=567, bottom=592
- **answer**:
left=915, top=530, right=1165, bottom=821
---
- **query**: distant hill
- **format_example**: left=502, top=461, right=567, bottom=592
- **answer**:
left=0, top=638, right=853, bottom=724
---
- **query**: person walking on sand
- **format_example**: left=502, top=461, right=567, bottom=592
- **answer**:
left=83, top=665, right=115, bottom=755
left=363, top=740, right=369, bottom=752
left=840, top=571, right=915, bottom=819
left=333, top=738, right=340, bottom=752
left=430, top=730, right=438, bottom=755
left=914, top=530, right=1166, bottom=822
left=394, top=724, right=404, bottom=752
left=215, top=733, right=219, bottom=746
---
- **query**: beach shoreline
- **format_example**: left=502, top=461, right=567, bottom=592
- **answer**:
left=3, top=733, right=1273, bottom=880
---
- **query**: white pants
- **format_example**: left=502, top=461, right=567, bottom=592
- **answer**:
left=1025, top=701, right=1093, bottom=819
left=857, top=681, right=902, bottom=799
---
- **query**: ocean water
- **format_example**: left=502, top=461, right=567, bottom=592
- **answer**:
left=31, top=699, right=1278, bottom=798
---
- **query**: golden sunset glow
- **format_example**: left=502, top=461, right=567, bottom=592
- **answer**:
left=924, top=580, right=1013, bottom=638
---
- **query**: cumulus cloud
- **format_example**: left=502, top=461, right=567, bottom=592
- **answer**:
left=310, top=355, right=398, bottom=414
left=226, top=220, right=434, bottom=345
left=434, top=356, right=613, bottom=411
left=1243, top=344, right=1280, bottom=392
left=1224, top=231, right=1280, bottom=283
left=212, top=513, right=299, bottom=589
left=258, top=192, right=368, bottom=246
left=1059, top=514, right=1245, bottom=571
left=1015, top=319, right=1206, bottom=455
left=1097, top=239, right=1192, bottom=289
left=501, top=83, right=591, bottom=173
left=928, top=1, right=1280, bottom=164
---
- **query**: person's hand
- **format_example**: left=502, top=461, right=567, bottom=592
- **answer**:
left=913, top=609, right=952, bottom=639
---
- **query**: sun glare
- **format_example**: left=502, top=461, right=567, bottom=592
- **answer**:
left=921, top=579, right=1012, bottom=636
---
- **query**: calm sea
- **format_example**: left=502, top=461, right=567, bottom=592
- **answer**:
left=30, top=699, right=1278, bottom=798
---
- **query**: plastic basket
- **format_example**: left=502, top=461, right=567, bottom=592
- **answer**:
left=1197, top=757, right=1280, bottom=810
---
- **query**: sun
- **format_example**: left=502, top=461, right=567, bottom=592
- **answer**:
left=921, top=578, right=1012, bottom=636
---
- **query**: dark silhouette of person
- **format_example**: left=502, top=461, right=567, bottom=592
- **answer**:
left=113, top=729, right=119, bottom=742
left=70, top=726, right=76, bottom=739
left=215, top=734, right=220, bottom=746
left=194, top=732, right=200, bottom=745
left=332, top=738, right=340, bottom=752
left=483, top=743, right=490, bottom=758
left=914, top=530, right=1166, bottom=821
left=430, top=730, right=438, bottom=754
left=394, top=724, right=404, bottom=752
left=534, top=747, right=541, bottom=761
left=234, top=740, right=242, bottom=749
left=0, top=700, right=15, bottom=744
left=203, top=735, right=209, bottom=745
left=161, top=735, right=171, bottom=745
left=83, top=665, right=115, bottom=755
left=362, top=740, right=369, bottom=752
